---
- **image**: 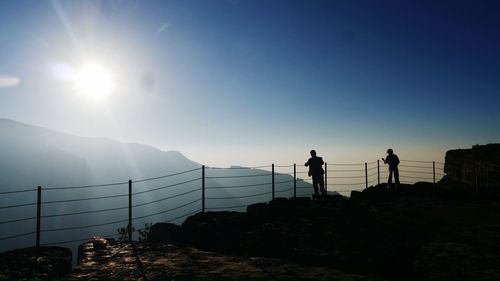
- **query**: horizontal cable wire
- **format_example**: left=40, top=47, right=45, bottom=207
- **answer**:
left=41, top=218, right=129, bottom=233
left=206, top=174, right=270, bottom=179
left=206, top=182, right=270, bottom=189
left=329, top=163, right=365, bottom=166
left=42, top=206, right=129, bottom=219
left=207, top=190, right=271, bottom=200
left=399, top=164, right=432, bottom=169
left=206, top=204, right=247, bottom=210
left=132, top=178, right=201, bottom=196
left=274, top=173, right=294, bottom=177
left=133, top=199, right=201, bottom=220
left=0, top=216, right=36, bottom=225
left=335, top=189, right=364, bottom=193
left=328, top=169, right=365, bottom=172
left=400, top=175, right=433, bottom=180
left=328, top=175, right=366, bottom=179
left=133, top=188, right=201, bottom=208
left=46, top=210, right=202, bottom=246
left=44, top=168, right=202, bottom=190
left=0, top=231, right=36, bottom=241
left=0, top=188, right=37, bottom=195
left=275, top=179, right=294, bottom=184
left=0, top=202, right=37, bottom=209
left=132, top=167, right=202, bottom=183
left=400, top=159, right=433, bottom=164
left=276, top=187, right=294, bottom=193
left=213, top=165, right=271, bottom=169
left=330, top=182, right=366, bottom=186
left=45, top=181, right=128, bottom=191
left=164, top=209, right=201, bottom=222
left=42, top=233, right=121, bottom=246
left=399, top=170, right=433, bottom=174
left=42, top=193, right=128, bottom=205
left=274, top=164, right=294, bottom=168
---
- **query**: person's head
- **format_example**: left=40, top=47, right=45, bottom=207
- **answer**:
left=310, top=150, right=316, bottom=157
left=387, top=148, right=393, bottom=155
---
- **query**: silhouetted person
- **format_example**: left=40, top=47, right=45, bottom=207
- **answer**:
left=382, top=149, right=400, bottom=187
left=305, top=150, right=325, bottom=197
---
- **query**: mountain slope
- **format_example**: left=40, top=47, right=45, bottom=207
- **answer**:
left=0, top=118, right=200, bottom=189
left=0, top=118, right=308, bottom=254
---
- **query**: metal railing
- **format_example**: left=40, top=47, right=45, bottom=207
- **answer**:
left=0, top=159, right=445, bottom=254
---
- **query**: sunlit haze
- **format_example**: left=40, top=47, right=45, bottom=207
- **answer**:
left=0, top=0, right=499, bottom=167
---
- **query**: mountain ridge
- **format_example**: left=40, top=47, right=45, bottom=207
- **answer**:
left=0, top=117, right=199, bottom=189
left=0, top=118, right=308, bottom=255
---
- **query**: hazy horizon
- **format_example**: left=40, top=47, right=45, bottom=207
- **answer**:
left=1, top=116, right=452, bottom=169
left=1, top=0, right=499, bottom=168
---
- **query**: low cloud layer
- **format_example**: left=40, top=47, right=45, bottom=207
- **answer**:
left=0, top=75, right=21, bottom=88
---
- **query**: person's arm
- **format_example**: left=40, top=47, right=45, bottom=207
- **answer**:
left=382, top=158, right=387, bottom=164
left=305, top=160, right=309, bottom=167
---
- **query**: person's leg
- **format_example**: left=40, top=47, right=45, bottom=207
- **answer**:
left=394, top=167, right=400, bottom=186
left=388, top=169, right=393, bottom=187
left=312, top=176, right=319, bottom=196
left=318, top=175, right=325, bottom=196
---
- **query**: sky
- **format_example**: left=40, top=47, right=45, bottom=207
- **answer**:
left=0, top=0, right=499, bottom=167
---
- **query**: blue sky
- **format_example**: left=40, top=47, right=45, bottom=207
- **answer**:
left=0, top=0, right=499, bottom=166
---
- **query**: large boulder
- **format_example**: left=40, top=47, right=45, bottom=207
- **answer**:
left=181, top=211, right=250, bottom=251
left=246, top=202, right=269, bottom=218
left=148, top=223, right=182, bottom=243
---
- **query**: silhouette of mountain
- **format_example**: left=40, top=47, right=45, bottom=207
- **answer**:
left=0, top=118, right=308, bottom=253
left=0, top=118, right=200, bottom=188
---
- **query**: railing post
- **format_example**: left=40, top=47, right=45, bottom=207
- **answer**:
left=377, top=160, right=380, bottom=185
left=474, top=165, right=478, bottom=194
left=365, top=162, right=368, bottom=189
left=324, top=162, right=328, bottom=194
left=293, top=163, right=297, bottom=198
left=433, top=161, right=436, bottom=186
left=202, top=165, right=205, bottom=213
left=36, top=186, right=41, bottom=257
left=272, top=164, right=275, bottom=200
left=486, top=163, right=489, bottom=188
left=128, top=179, right=132, bottom=243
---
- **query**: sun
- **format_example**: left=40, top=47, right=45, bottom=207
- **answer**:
left=74, top=64, right=113, bottom=101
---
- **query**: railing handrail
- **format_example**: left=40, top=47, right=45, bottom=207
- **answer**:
left=0, top=159, right=445, bottom=249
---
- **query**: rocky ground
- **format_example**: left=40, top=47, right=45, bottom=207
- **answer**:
left=63, top=239, right=379, bottom=281
left=2, top=180, right=500, bottom=281
left=0, top=246, right=71, bottom=281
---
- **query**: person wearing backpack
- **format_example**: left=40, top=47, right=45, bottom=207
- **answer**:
left=382, top=149, right=400, bottom=187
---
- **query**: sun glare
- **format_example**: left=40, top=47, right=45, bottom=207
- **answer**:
left=75, top=64, right=113, bottom=101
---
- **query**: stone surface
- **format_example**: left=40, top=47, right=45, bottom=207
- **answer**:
left=3, top=183, right=500, bottom=281
left=65, top=240, right=382, bottom=281
left=0, top=246, right=72, bottom=281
